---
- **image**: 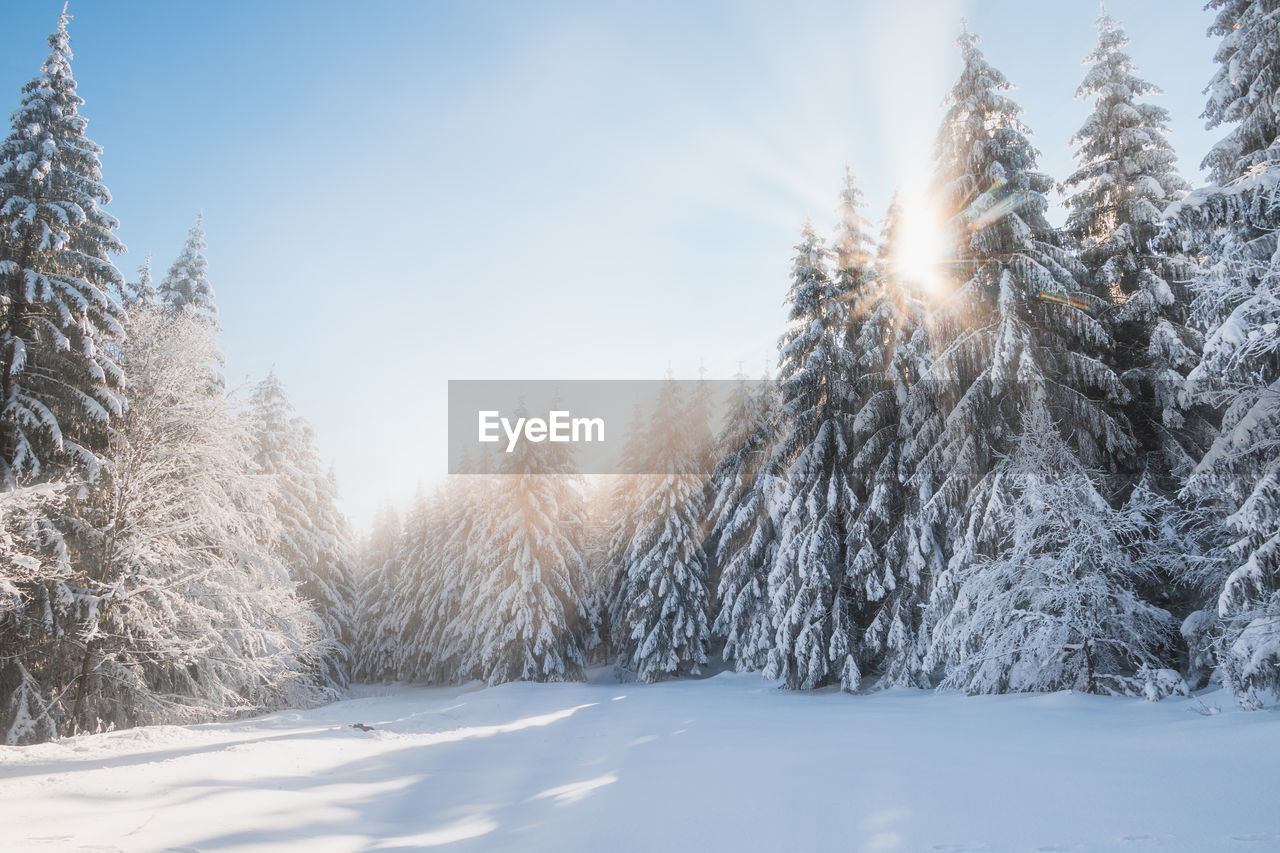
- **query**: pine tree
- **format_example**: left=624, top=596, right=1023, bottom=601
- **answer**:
left=248, top=371, right=358, bottom=688
left=0, top=481, right=67, bottom=743
left=382, top=484, right=439, bottom=681
left=126, top=253, right=155, bottom=307
left=707, top=375, right=779, bottom=671
left=605, top=403, right=653, bottom=652
left=766, top=222, right=863, bottom=691
left=1063, top=11, right=1203, bottom=480
left=900, top=28, right=1133, bottom=664
left=159, top=214, right=217, bottom=324
left=1201, top=0, right=1280, bottom=186
left=1170, top=0, right=1280, bottom=709
left=615, top=378, right=712, bottom=682
left=474, top=405, right=592, bottom=684
left=354, top=502, right=403, bottom=681
left=928, top=404, right=1177, bottom=696
left=46, top=305, right=328, bottom=736
left=0, top=9, right=126, bottom=484
left=1062, top=11, right=1212, bottom=646
left=851, top=199, right=929, bottom=687
left=420, top=471, right=487, bottom=683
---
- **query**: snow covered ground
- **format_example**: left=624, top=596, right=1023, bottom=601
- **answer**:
left=1, top=670, right=1277, bottom=853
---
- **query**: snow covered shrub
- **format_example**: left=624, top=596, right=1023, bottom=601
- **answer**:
left=928, top=406, right=1175, bottom=695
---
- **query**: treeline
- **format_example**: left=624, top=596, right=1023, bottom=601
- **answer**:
left=0, top=14, right=357, bottom=744
left=358, top=5, right=1280, bottom=710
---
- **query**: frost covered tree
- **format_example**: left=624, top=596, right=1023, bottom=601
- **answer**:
left=900, top=28, right=1133, bottom=657
left=0, top=482, right=67, bottom=743
left=1063, top=12, right=1205, bottom=481
left=380, top=485, right=442, bottom=681
left=355, top=502, right=403, bottom=681
left=423, top=470, right=497, bottom=683
left=13, top=305, right=329, bottom=738
left=126, top=253, right=155, bottom=307
left=0, top=10, right=126, bottom=484
left=614, top=378, right=712, bottom=682
left=849, top=199, right=929, bottom=687
left=765, top=222, right=863, bottom=691
left=707, top=375, right=779, bottom=671
left=1169, top=0, right=1280, bottom=709
left=928, top=405, right=1177, bottom=696
left=1062, top=11, right=1210, bottom=631
left=1200, top=0, right=1280, bottom=186
left=248, top=371, right=358, bottom=688
left=473, top=407, right=592, bottom=684
left=605, top=403, right=655, bottom=651
left=159, top=214, right=217, bottom=324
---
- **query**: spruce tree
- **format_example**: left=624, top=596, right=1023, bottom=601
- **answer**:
left=615, top=378, right=712, bottom=682
left=1063, top=12, right=1204, bottom=478
left=159, top=214, right=217, bottom=324
left=1170, top=0, right=1280, bottom=709
left=707, top=375, right=779, bottom=671
left=899, top=28, right=1133, bottom=663
left=766, top=222, right=863, bottom=691
left=420, top=469, right=488, bottom=683
left=248, top=371, right=358, bottom=688
left=851, top=199, right=929, bottom=687
left=45, top=305, right=328, bottom=736
left=0, top=10, right=126, bottom=484
left=126, top=253, right=155, bottom=307
left=474, top=406, right=592, bottom=684
left=928, top=404, right=1177, bottom=696
left=605, top=403, right=654, bottom=652
left=354, top=502, right=403, bottom=681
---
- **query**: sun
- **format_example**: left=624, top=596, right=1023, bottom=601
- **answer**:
left=889, top=193, right=954, bottom=301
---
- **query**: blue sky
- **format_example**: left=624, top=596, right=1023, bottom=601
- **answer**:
left=0, top=1, right=1221, bottom=529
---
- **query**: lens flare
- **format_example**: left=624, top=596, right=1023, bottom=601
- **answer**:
left=890, top=194, right=953, bottom=299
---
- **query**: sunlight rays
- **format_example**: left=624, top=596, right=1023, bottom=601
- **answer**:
left=889, top=188, right=954, bottom=301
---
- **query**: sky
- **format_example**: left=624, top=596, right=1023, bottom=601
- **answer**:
left=0, top=0, right=1222, bottom=531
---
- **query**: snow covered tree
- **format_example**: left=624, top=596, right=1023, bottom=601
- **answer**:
left=928, top=404, right=1177, bottom=695
left=0, top=9, right=126, bottom=485
left=159, top=214, right=217, bottom=324
left=605, top=403, right=655, bottom=652
left=380, top=484, right=441, bottom=681
left=39, top=305, right=328, bottom=736
left=899, top=28, right=1133, bottom=661
left=472, top=406, right=592, bottom=684
left=420, top=471, right=493, bottom=683
left=707, top=375, right=779, bottom=671
left=766, top=222, right=863, bottom=691
left=1179, top=221, right=1280, bottom=707
left=1062, top=11, right=1212, bottom=641
left=126, top=252, right=155, bottom=307
left=1063, top=11, right=1204, bottom=481
left=848, top=199, right=930, bottom=688
left=614, top=378, right=712, bottom=682
left=1169, top=0, right=1280, bottom=709
left=355, top=502, right=403, bottom=681
left=248, top=371, right=358, bottom=689
left=0, top=481, right=67, bottom=743
left=1200, top=0, right=1280, bottom=187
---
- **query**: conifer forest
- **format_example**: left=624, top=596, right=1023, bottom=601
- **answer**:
left=0, top=3, right=1278, bottom=851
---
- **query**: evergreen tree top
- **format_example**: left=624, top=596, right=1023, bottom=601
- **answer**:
left=935, top=26, right=1032, bottom=175
left=0, top=6, right=123, bottom=273
left=1063, top=10, right=1187, bottom=280
left=834, top=168, right=876, bottom=285
left=1202, top=0, right=1280, bottom=184
left=160, top=214, right=217, bottom=321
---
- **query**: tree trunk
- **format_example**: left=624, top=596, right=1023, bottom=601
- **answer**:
left=70, top=639, right=96, bottom=735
